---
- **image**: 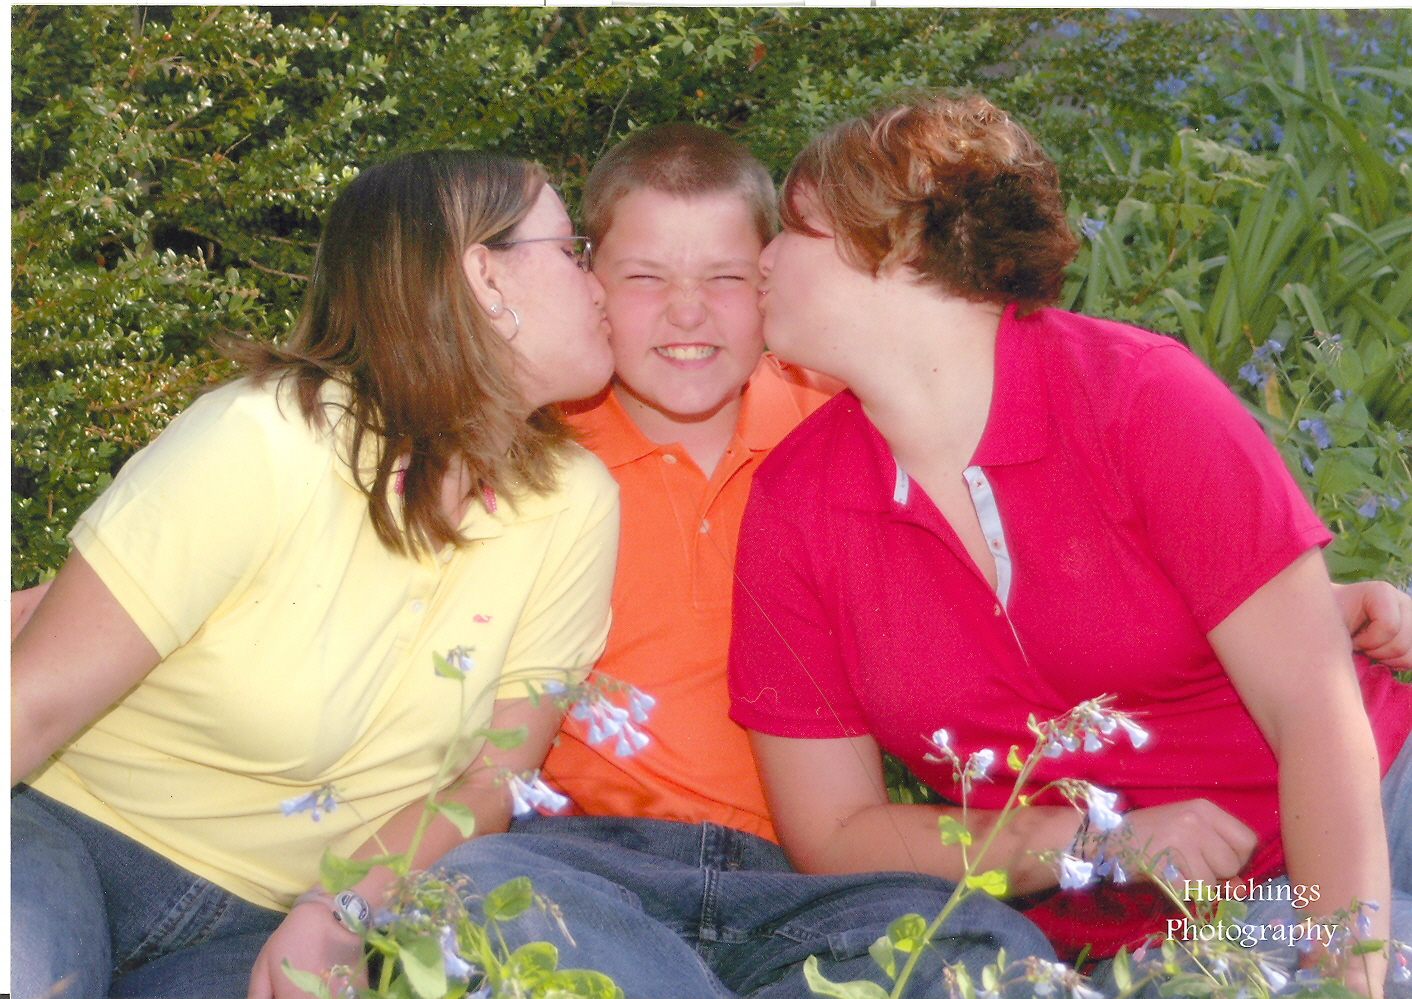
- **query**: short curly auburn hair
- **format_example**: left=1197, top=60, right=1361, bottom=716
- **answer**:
left=779, top=92, right=1078, bottom=313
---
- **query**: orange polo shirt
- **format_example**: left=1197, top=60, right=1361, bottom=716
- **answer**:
left=544, top=356, right=834, bottom=842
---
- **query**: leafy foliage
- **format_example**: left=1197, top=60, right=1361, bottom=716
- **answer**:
left=10, top=7, right=1408, bottom=592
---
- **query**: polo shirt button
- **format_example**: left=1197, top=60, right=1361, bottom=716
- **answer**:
left=699, top=519, right=710, bottom=533
left=410, top=600, right=425, bottom=614
left=994, top=604, right=1002, bottom=616
left=662, top=454, right=678, bottom=464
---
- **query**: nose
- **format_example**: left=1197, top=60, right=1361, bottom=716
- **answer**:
left=586, top=269, right=607, bottom=309
left=666, top=285, right=707, bottom=329
left=758, top=234, right=779, bottom=278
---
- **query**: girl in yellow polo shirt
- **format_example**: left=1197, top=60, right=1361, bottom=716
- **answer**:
left=12, top=151, right=620, bottom=999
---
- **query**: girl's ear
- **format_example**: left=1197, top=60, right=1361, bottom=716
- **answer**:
left=460, top=243, right=504, bottom=316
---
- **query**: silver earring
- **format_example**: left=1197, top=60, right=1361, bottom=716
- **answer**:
left=502, top=305, right=520, bottom=342
left=490, top=305, right=501, bottom=315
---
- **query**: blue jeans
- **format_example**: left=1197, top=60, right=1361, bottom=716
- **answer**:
left=11, top=787, right=284, bottom=999
left=434, top=815, right=1056, bottom=998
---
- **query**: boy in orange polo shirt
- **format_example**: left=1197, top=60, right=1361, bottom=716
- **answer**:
left=435, top=125, right=1058, bottom=996
left=433, top=124, right=1412, bottom=997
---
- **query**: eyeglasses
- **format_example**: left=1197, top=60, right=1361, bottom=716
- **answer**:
left=485, top=235, right=594, bottom=272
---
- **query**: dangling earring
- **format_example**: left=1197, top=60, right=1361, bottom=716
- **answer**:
left=500, top=306, right=521, bottom=342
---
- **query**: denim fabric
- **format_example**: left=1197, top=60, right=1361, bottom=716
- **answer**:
left=11, top=787, right=284, bottom=999
left=434, top=815, right=1055, bottom=998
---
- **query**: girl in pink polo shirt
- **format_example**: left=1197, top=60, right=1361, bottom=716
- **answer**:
left=729, top=93, right=1412, bottom=996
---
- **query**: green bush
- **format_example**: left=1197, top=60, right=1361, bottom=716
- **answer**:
left=1064, top=11, right=1412, bottom=584
left=11, top=6, right=1213, bottom=587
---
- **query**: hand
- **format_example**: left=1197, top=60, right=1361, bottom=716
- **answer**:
left=246, top=902, right=367, bottom=999
left=1117, top=798, right=1259, bottom=886
left=11, top=580, right=52, bottom=643
left=1332, top=580, right=1412, bottom=669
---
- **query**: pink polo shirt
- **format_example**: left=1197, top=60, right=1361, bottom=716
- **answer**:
left=728, top=305, right=1412, bottom=960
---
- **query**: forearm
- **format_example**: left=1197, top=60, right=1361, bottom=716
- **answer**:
left=1278, top=722, right=1389, bottom=991
left=787, top=799, right=1082, bottom=897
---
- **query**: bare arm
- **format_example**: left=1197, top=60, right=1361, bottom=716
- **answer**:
left=750, top=730, right=1258, bottom=897
left=248, top=693, right=566, bottom=999
left=1211, top=549, right=1390, bottom=995
left=11, top=552, right=160, bottom=784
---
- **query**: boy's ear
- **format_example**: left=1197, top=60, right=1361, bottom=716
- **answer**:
left=460, top=244, right=503, bottom=315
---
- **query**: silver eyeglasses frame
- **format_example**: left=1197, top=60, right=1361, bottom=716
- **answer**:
left=484, top=235, right=593, bottom=272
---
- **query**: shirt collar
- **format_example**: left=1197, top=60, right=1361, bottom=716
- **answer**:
left=565, top=355, right=809, bottom=468
left=824, top=303, right=1050, bottom=511
left=970, top=303, right=1050, bottom=468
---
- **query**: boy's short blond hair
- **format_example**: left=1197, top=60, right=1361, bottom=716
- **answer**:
left=582, top=123, right=777, bottom=246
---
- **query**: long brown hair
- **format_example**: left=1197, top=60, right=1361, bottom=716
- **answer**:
left=227, top=150, right=574, bottom=557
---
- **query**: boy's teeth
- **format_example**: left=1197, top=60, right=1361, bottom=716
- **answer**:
left=657, top=345, right=717, bottom=361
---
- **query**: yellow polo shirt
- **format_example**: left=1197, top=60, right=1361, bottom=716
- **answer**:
left=29, top=376, right=618, bottom=910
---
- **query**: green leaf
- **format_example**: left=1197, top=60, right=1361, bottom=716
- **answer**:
left=483, top=875, right=534, bottom=921
left=433, top=651, right=464, bottom=680
left=868, top=935, right=897, bottom=979
left=963, top=869, right=1008, bottom=898
left=397, top=935, right=447, bottom=999
left=937, top=815, right=973, bottom=847
left=801, top=955, right=891, bottom=999
left=319, top=850, right=375, bottom=893
left=1006, top=745, right=1025, bottom=772
left=477, top=724, right=527, bottom=751
left=279, top=961, right=331, bottom=999
left=434, top=800, right=477, bottom=837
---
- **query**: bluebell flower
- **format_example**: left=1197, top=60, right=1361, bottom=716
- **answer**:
left=1258, top=959, right=1290, bottom=992
left=1302, top=455, right=1315, bottom=475
left=1118, top=717, right=1149, bottom=749
left=447, top=647, right=475, bottom=674
left=1385, top=493, right=1403, bottom=512
left=1238, top=362, right=1263, bottom=387
left=1059, top=854, right=1095, bottom=890
left=507, top=771, right=570, bottom=817
left=1357, top=496, right=1379, bottom=518
left=628, top=687, right=656, bottom=724
left=1086, top=788, right=1124, bottom=833
left=439, top=925, right=476, bottom=981
left=1055, top=20, right=1082, bottom=38
left=281, top=784, right=338, bottom=821
left=965, top=748, right=996, bottom=781
left=1298, top=418, right=1333, bottom=450
left=1083, top=731, right=1104, bottom=752
left=1079, top=217, right=1106, bottom=240
left=1331, top=389, right=1346, bottom=403
left=1042, top=738, right=1065, bottom=758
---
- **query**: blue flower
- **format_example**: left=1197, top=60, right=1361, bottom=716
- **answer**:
left=1079, top=217, right=1106, bottom=240
left=1298, top=418, right=1333, bottom=450
left=1055, top=20, right=1082, bottom=38
left=281, top=785, right=338, bottom=821
left=1238, top=362, right=1263, bottom=387
left=1059, top=854, right=1096, bottom=890
left=1258, top=959, right=1290, bottom=992
left=507, top=771, right=570, bottom=817
left=439, top=925, right=476, bottom=981
left=965, top=748, right=996, bottom=781
left=1118, top=717, right=1149, bottom=749
left=1086, top=787, right=1124, bottom=833
left=1357, top=496, right=1379, bottom=518
left=1301, top=455, right=1315, bottom=475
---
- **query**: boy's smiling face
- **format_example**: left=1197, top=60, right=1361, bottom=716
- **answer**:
left=593, top=188, right=765, bottom=430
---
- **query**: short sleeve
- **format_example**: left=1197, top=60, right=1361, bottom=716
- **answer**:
left=1118, top=344, right=1331, bottom=632
left=496, top=448, right=620, bottom=699
left=728, top=481, right=867, bottom=738
left=69, top=382, right=323, bottom=657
